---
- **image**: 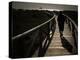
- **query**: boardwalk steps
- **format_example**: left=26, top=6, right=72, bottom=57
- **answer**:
left=32, top=15, right=75, bottom=57
left=45, top=16, right=74, bottom=56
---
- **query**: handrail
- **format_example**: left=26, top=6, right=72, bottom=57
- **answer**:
left=12, top=15, right=56, bottom=40
left=63, top=14, right=78, bottom=32
left=63, top=14, right=78, bottom=54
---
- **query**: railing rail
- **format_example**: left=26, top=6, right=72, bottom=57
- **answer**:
left=63, top=14, right=78, bottom=31
left=63, top=14, right=78, bottom=54
left=12, top=15, right=56, bottom=40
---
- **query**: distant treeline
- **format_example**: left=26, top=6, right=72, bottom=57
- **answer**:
left=12, top=9, right=53, bottom=36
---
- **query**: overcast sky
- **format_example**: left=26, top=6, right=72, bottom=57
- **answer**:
left=12, top=2, right=78, bottom=11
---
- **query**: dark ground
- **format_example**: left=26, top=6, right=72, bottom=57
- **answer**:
left=12, top=9, right=53, bottom=36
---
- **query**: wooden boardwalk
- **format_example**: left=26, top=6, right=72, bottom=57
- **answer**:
left=45, top=16, right=75, bottom=56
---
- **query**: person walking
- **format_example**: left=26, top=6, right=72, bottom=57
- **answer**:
left=57, top=11, right=66, bottom=38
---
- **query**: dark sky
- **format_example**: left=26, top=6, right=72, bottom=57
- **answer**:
left=12, top=2, right=78, bottom=11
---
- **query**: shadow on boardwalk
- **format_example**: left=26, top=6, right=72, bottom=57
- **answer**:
left=60, top=37, right=73, bottom=54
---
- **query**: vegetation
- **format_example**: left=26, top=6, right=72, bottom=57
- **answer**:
left=12, top=9, right=78, bottom=37
left=12, top=9, right=53, bottom=36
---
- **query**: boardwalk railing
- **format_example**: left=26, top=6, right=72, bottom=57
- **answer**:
left=11, top=13, right=78, bottom=58
left=63, top=14, right=78, bottom=54
left=11, top=14, right=56, bottom=58
left=12, top=15, right=56, bottom=40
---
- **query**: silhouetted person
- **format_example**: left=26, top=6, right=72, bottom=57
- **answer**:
left=57, top=11, right=66, bottom=38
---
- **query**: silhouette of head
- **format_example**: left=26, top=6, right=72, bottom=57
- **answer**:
left=59, top=11, right=63, bottom=15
